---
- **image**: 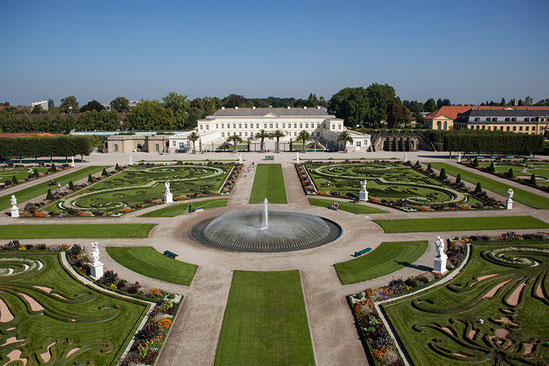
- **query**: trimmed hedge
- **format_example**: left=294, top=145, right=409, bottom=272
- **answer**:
left=0, top=135, right=92, bottom=159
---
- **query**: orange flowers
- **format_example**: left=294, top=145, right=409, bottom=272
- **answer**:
left=158, top=318, right=172, bottom=329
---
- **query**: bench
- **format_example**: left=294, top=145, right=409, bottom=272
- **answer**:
left=264, top=155, right=274, bottom=160
left=352, top=248, right=372, bottom=257
left=163, top=250, right=178, bottom=259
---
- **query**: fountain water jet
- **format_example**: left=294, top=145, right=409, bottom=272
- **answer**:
left=260, top=198, right=268, bottom=230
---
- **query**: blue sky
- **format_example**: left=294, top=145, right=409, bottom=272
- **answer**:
left=1, top=0, right=548, bottom=106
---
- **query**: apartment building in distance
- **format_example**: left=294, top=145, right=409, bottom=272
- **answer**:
left=453, top=107, right=549, bottom=134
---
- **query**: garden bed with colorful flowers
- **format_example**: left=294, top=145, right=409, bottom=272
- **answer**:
left=0, top=163, right=70, bottom=190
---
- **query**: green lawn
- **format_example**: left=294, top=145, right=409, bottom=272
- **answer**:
left=308, top=197, right=387, bottom=214
left=0, top=224, right=156, bottom=239
left=373, top=216, right=549, bottom=233
left=139, top=198, right=228, bottom=217
left=249, top=164, right=288, bottom=204
left=430, top=162, right=549, bottom=209
left=383, top=240, right=549, bottom=365
left=0, top=166, right=50, bottom=182
left=106, top=246, right=198, bottom=285
left=0, top=252, right=148, bottom=364
left=214, top=270, right=314, bottom=366
left=335, top=241, right=428, bottom=284
left=0, top=166, right=109, bottom=210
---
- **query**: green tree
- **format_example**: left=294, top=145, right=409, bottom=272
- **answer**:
left=529, top=174, right=537, bottom=185
left=474, top=182, right=483, bottom=194
left=222, top=94, right=248, bottom=108
left=386, top=97, right=412, bottom=128
left=508, top=168, right=514, bottom=178
left=48, top=99, right=55, bottom=109
left=271, top=130, right=285, bottom=153
left=33, top=168, right=40, bottom=177
left=226, top=134, right=242, bottom=153
left=125, top=100, right=175, bottom=130
left=488, top=162, right=495, bottom=173
left=364, top=83, right=396, bottom=125
left=162, top=92, right=190, bottom=129
left=255, top=129, right=269, bottom=153
left=336, top=130, right=353, bottom=151
left=110, top=97, right=130, bottom=112
left=423, top=98, right=437, bottom=112
left=31, top=104, right=44, bottom=114
left=80, top=100, right=105, bottom=113
left=306, top=93, right=319, bottom=107
left=187, top=131, right=199, bottom=154
left=46, top=189, right=53, bottom=200
left=296, top=130, right=311, bottom=152
left=88, top=174, right=93, bottom=183
left=456, top=174, right=462, bottom=184
left=328, top=87, right=369, bottom=126
left=439, top=168, right=447, bottom=180
left=69, top=180, right=75, bottom=190
left=12, top=175, right=18, bottom=184
left=59, top=96, right=79, bottom=113
left=102, top=168, right=108, bottom=177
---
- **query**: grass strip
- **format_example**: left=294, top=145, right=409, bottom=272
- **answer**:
left=139, top=198, right=228, bottom=217
left=249, top=164, right=287, bottom=204
left=308, top=197, right=387, bottom=214
left=373, top=216, right=549, bottom=233
left=0, top=166, right=110, bottom=210
left=430, top=162, right=549, bottom=209
left=335, top=241, right=428, bottom=284
left=106, top=246, right=197, bottom=285
left=0, top=223, right=156, bottom=238
left=214, top=270, right=314, bottom=366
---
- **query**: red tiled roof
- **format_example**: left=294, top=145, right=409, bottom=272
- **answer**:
left=424, top=106, right=472, bottom=120
left=425, top=105, right=549, bottom=120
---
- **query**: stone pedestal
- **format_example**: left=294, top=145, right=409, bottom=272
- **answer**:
left=10, top=206, right=19, bottom=218
left=359, top=190, right=368, bottom=201
left=506, top=198, right=513, bottom=210
left=90, top=261, right=104, bottom=280
left=433, top=254, right=448, bottom=273
left=164, top=192, right=173, bottom=204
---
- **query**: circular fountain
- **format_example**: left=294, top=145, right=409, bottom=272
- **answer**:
left=190, top=198, right=341, bottom=252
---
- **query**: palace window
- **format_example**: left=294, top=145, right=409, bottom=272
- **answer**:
left=221, top=124, right=224, bottom=129
left=179, top=142, right=185, bottom=148
left=216, top=124, right=219, bottom=129
left=506, top=126, right=510, bottom=131
left=239, top=132, right=242, bottom=136
left=256, top=123, right=260, bottom=128
left=276, top=123, right=279, bottom=128
left=270, top=123, right=273, bottom=128
left=519, top=126, right=523, bottom=131
left=221, top=132, right=225, bottom=137
left=305, top=123, right=308, bottom=128
left=199, top=125, right=203, bottom=130
left=294, top=123, right=297, bottom=128
left=245, top=124, right=247, bottom=128
left=239, top=123, right=242, bottom=128
left=206, top=125, right=209, bottom=130
left=264, top=123, right=267, bottom=128
left=114, top=144, right=118, bottom=152
left=513, top=126, right=517, bottom=131
left=526, top=126, right=530, bottom=131
left=525, top=118, right=530, bottom=122
left=245, top=132, right=248, bottom=136
left=300, top=123, right=303, bottom=128
left=173, top=141, right=177, bottom=147
left=282, top=123, right=285, bottom=128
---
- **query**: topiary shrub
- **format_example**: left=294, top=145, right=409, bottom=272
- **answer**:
left=46, top=189, right=53, bottom=200
left=12, top=176, right=18, bottom=184
left=102, top=168, right=108, bottom=177
left=456, top=174, right=462, bottom=184
left=88, top=174, right=93, bottom=183
left=69, top=180, right=75, bottom=190
left=529, top=173, right=537, bottom=185
left=507, top=168, right=514, bottom=178
left=439, top=168, right=447, bottom=180
left=50, top=163, right=57, bottom=172
left=474, top=182, right=483, bottom=194
left=34, top=168, right=40, bottom=177
left=473, top=157, right=479, bottom=168
left=488, top=162, right=495, bottom=173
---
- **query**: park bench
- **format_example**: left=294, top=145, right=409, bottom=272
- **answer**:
left=352, top=247, right=372, bottom=257
left=264, top=155, right=275, bottom=160
left=163, top=250, right=178, bottom=259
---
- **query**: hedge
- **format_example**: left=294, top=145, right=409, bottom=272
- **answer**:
left=0, top=135, right=93, bottom=159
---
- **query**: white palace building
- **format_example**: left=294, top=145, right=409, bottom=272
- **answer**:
left=107, top=106, right=371, bottom=153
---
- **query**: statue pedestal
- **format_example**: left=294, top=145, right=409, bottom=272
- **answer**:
left=10, top=206, right=19, bottom=218
left=359, top=190, right=368, bottom=201
left=164, top=192, right=173, bottom=204
left=433, top=254, right=448, bottom=274
left=506, top=198, right=513, bottom=210
left=90, top=261, right=104, bottom=280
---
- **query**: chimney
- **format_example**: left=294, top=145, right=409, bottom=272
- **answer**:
left=252, top=106, right=256, bottom=109
left=235, top=106, right=238, bottom=110
left=221, top=106, right=225, bottom=110
left=317, top=106, right=321, bottom=109
left=287, top=106, right=290, bottom=109
left=303, top=106, right=307, bottom=109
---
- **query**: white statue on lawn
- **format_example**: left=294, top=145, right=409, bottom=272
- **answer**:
left=164, top=180, right=173, bottom=203
left=359, top=179, right=368, bottom=201
left=129, top=155, right=133, bottom=166
left=403, top=152, right=408, bottom=163
left=10, top=195, right=17, bottom=207
left=165, top=181, right=171, bottom=193
left=296, top=152, right=300, bottom=164
left=238, top=153, right=243, bottom=164
left=506, top=188, right=514, bottom=210
left=435, top=236, right=445, bottom=258
left=90, top=242, right=101, bottom=265
left=70, top=156, right=75, bottom=167
left=10, top=195, right=19, bottom=218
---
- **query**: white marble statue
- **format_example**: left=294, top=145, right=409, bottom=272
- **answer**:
left=10, top=195, right=17, bottom=207
left=507, top=188, right=514, bottom=200
left=90, top=242, right=100, bottom=265
left=457, top=153, right=462, bottom=163
left=129, top=155, right=133, bottom=166
left=165, top=181, right=171, bottom=193
left=296, top=152, right=300, bottom=164
left=359, top=179, right=368, bottom=201
left=403, top=152, right=408, bottom=163
left=70, top=156, right=75, bottom=167
left=435, top=236, right=445, bottom=258
left=10, top=195, right=19, bottom=218
left=506, top=188, right=514, bottom=210
left=238, top=153, right=243, bottom=164
left=164, top=180, right=173, bottom=203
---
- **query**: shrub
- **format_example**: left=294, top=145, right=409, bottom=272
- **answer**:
left=456, top=174, right=462, bottom=184
left=69, top=180, right=75, bottom=190
left=507, top=168, right=514, bottom=178
left=12, top=175, right=18, bottom=185
left=426, top=163, right=433, bottom=173
left=529, top=173, right=537, bottom=185
left=4, top=240, right=21, bottom=250
left=33, top=168, right=40, bottom=177
left=67, top=244, right=82, bottom=257
left=473, top=157, right=479, bottom=168
left=102, top=168, right=108, bottom=177
left=24, top=203, right=37, bottom=213
left=51, top=163, right=57, bottom=172
left=488, top=162, right=495, bottom=173
left=88, top=174, right=93, bottom=183
left=127, top=283, right=140, bottom=294
left=439, top=168, right=447, bottom=180
left=46, top=189, right=53, bottom=200
left=474, top=182, right=482, bottom=194
left=38, top=244, right=46, bottom=250
left=97, top=270, right=118, bottom=286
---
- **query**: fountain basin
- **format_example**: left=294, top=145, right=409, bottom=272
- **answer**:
left=190, top=210, right=342, bottom=252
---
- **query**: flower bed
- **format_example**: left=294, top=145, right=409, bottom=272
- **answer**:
left=64, top=244, right=182, bottom=366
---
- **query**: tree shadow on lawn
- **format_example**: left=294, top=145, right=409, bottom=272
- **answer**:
left=395, top=261, right=431, bottom=272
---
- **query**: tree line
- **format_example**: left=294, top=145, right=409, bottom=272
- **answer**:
left=0, top=135, right=93, bottom=160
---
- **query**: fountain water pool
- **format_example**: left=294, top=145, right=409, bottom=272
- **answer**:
left=190, top=199, right=341, bottom=252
